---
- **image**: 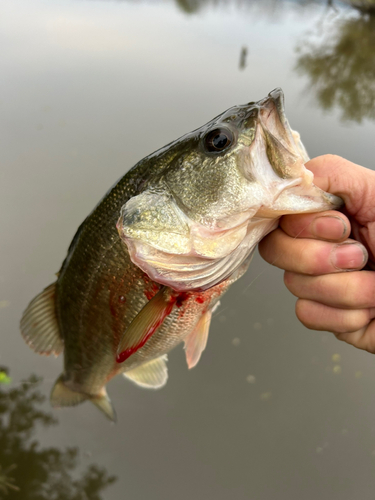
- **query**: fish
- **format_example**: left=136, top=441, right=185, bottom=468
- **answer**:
left=20, top=88, right=342, bottom=421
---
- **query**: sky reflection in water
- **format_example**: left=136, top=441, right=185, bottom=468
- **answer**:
left=1, top=1, right=375, bottom=499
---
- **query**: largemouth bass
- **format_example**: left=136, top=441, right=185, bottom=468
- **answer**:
left=20, top=89, right=342, bottom=421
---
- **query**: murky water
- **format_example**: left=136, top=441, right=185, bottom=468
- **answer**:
left=1, top=1, right=375, bottom=498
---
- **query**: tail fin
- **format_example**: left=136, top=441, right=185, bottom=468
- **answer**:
left=91, top=391, right=116, bottom=422
left=50, top=375, right=116, bottom=422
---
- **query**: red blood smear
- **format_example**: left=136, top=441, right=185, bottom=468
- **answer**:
left=195, top=296, right=205, bottom=304
left=144, top=283, right=161, bottom=301
left=176, top=292, right=189, bottom=308
left=144, top=290, right=155, bottom=301
left=117, top=349, right=132, bottom=364
left=116, top=297, right=177, bottom=364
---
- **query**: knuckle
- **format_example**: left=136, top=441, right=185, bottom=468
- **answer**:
left=333, top=272, right=375, bottom=309
left=324, top=153, right=342, bottom=164
left=283, top=271, right=295, bottom=289
left=296, top=242, right=317, bottom=275
left=307, top=275, right=327, bottom=298
left=258, top=230, right=279, bottom=260
left=364, top=337, right=375, bottom=354
left=258, top=241, right=270, bottom=262
left=358, top=323, right=375, bottom=353
left=352, top=273, right=375, bottom=307
left=334, top=310, right=371, bottom=334
left=336, top=325, right=375, bottom=354
left=349, top=273, right=367, bottom=305
left=295, top=299, right=316, bottom=329
left=280, top=213, right=310, bottom=237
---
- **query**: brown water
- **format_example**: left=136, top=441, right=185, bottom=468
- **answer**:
left=1, top=1, right=375, bottom=498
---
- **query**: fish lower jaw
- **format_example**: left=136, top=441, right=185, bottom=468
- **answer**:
left=254, top=177, right=304, bottom=218
left=255, top=174, right=342, bottom=217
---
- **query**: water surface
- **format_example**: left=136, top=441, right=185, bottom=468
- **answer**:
left=1, top=1, right=375, bottom=498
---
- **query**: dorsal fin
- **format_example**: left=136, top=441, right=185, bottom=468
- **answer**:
left=20, top=283, right=64, bottom=356
left=184, top=310, right=212, bottom=369
left=123, top=355, right=168, bottom=389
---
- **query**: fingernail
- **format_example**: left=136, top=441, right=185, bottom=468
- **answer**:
left=331, top=242, right=368, bottom=270
left=312, top=216, right=347, bottom=240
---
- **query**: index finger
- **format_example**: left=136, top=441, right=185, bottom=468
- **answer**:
left=305, top=155, right=375, bottom=221
left=279, top=210, right=350, bottom=242
left=259, top=230, right=367, bottom=275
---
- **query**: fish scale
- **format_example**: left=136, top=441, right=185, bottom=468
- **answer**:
left=20, top=88, right=342, bottom=420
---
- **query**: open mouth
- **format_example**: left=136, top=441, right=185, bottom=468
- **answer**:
left=251, top=88, right=343, bottom=215
left=258, top=88, right=302, bottom=161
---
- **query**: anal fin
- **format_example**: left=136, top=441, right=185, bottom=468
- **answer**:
left=184, top=310, right=212, bottom=369
left=50, top=374, right=88, bottom=407
left=123, top=355, right=168, bottom=389
left=20, top=283, right=64, bottom=356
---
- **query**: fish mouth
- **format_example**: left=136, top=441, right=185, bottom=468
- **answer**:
left=257, top=88, right=308, bottom=165
left=249, top=88, right=343, bottom=215
left=259, top=176, right=344, bottom=217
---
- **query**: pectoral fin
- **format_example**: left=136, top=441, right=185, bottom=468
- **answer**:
left=123, top=355, right=168, bottom=389
left=20, top=283, right=64, bottom=356
left=184, top=310, right=212, bottom=369
left=116, top=287, right=176, bottom=364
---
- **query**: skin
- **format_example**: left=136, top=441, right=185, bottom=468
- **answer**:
left=259, top=154, right=375, bottom=354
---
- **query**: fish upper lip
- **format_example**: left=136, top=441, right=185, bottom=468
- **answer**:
left=257, top=96, right=297, bottom=156
left=255, top=87, right=284, bottom=107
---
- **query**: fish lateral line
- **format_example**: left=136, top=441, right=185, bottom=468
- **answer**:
left=19, top=88, right=345, bottom=421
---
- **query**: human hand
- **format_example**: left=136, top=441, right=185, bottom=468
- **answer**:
left=259, top=154, right=375, bottom=353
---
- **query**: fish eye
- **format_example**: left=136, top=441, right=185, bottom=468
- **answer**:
left=204, top=128, right=234, bottom=153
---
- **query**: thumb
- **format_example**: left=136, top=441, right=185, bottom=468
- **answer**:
left=306, top=154, right=375, bottom=224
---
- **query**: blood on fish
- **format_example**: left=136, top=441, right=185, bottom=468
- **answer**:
left=116, top=292, right=190, bottom=363
left=116, top=311, right=168, bottom=363
left=176, top=292, right=189, bottom=308
left=195, top=296, right=205, bottom=304
left=142, top=274, right=160, bottom=301
left=144, top=290, right=155, bottom=301
left=117, top=349, right=133, bottom=364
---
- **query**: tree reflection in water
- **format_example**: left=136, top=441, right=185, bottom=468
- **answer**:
left=342, top=0, right=375, bottom=14
left=295, top=11, right=375, bottom=122
left=0, top=371, right=116, bottom=499
left=174, top=0, right=319, bottom=15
